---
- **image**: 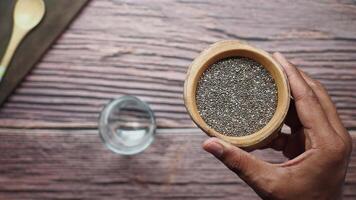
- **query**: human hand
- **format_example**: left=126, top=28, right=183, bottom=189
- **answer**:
left=202, top=52, right=352, bottom=200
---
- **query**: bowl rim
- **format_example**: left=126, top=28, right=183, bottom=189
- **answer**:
left=184, top=40, right=290, bottom=149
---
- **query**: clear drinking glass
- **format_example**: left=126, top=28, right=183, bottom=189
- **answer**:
left=99, top=96, right=156, bottom=155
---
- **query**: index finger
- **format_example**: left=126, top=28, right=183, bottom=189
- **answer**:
left=272, top=53, right=333, bottom=137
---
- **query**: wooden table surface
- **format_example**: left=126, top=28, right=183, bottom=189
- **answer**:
left=0, top=0, right=355, bottom=199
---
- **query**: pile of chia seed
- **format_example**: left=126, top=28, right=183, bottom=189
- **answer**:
left=196, top=57, right=277, bottom=136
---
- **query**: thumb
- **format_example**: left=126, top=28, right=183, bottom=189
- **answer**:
left=203, top=137, right=277, bottom=189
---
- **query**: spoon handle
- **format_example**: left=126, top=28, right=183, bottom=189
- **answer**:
left=0, top=28, right=26, bottom=81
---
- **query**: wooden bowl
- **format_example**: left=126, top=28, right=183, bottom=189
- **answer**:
left=184, top=40, right=290, bottom=150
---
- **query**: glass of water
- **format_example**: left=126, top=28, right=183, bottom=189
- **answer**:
left=99, top=96, right=156, bottom=155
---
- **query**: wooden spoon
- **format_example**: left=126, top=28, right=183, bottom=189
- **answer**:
left=0, top=0, right=46, bottom=81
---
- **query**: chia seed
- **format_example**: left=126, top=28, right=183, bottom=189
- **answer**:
left=196, top=57, right=277, bottom=136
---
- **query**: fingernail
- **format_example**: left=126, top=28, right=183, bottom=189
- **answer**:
left=203, top=138, right=224, bottom=158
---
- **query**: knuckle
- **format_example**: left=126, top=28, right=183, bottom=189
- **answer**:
left=226, top=152, right=245, bottom=172
left=311, top=80, right=325, bottom=90
left=335, top=146, right=347, bottom=158
left=327, top=138, right=348, bottom=162
left=308, top=89, right=319, bottom=102
left=259, top=169, right=289, bottom=199
left=295, top=88, right=318, bottom=103
left=335, top=141, right=347, bottom=155
left=344, top=140, right=353, bottom=158
left=309, top=78, right=331, bottom=96
left=262, top=182, right=282, bottom=199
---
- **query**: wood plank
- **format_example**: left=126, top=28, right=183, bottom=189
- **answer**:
left=0, top=128, right=355, bottom=199
left=0, top=0, right=355, bottom=129
left=0, top=0, right=356, bottom=198
left=0, top=0, right=88, bottom=106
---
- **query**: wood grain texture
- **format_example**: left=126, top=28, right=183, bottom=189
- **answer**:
left=0, top=129, right=354, bottom=200
left=0, top=0, right=355, bottom=130
left=0, top=0, right=88, bottom=105
left=0, top=0, right=355, bottom=199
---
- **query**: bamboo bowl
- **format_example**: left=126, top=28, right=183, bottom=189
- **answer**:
left=184, top=40, right=290, bottom=150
